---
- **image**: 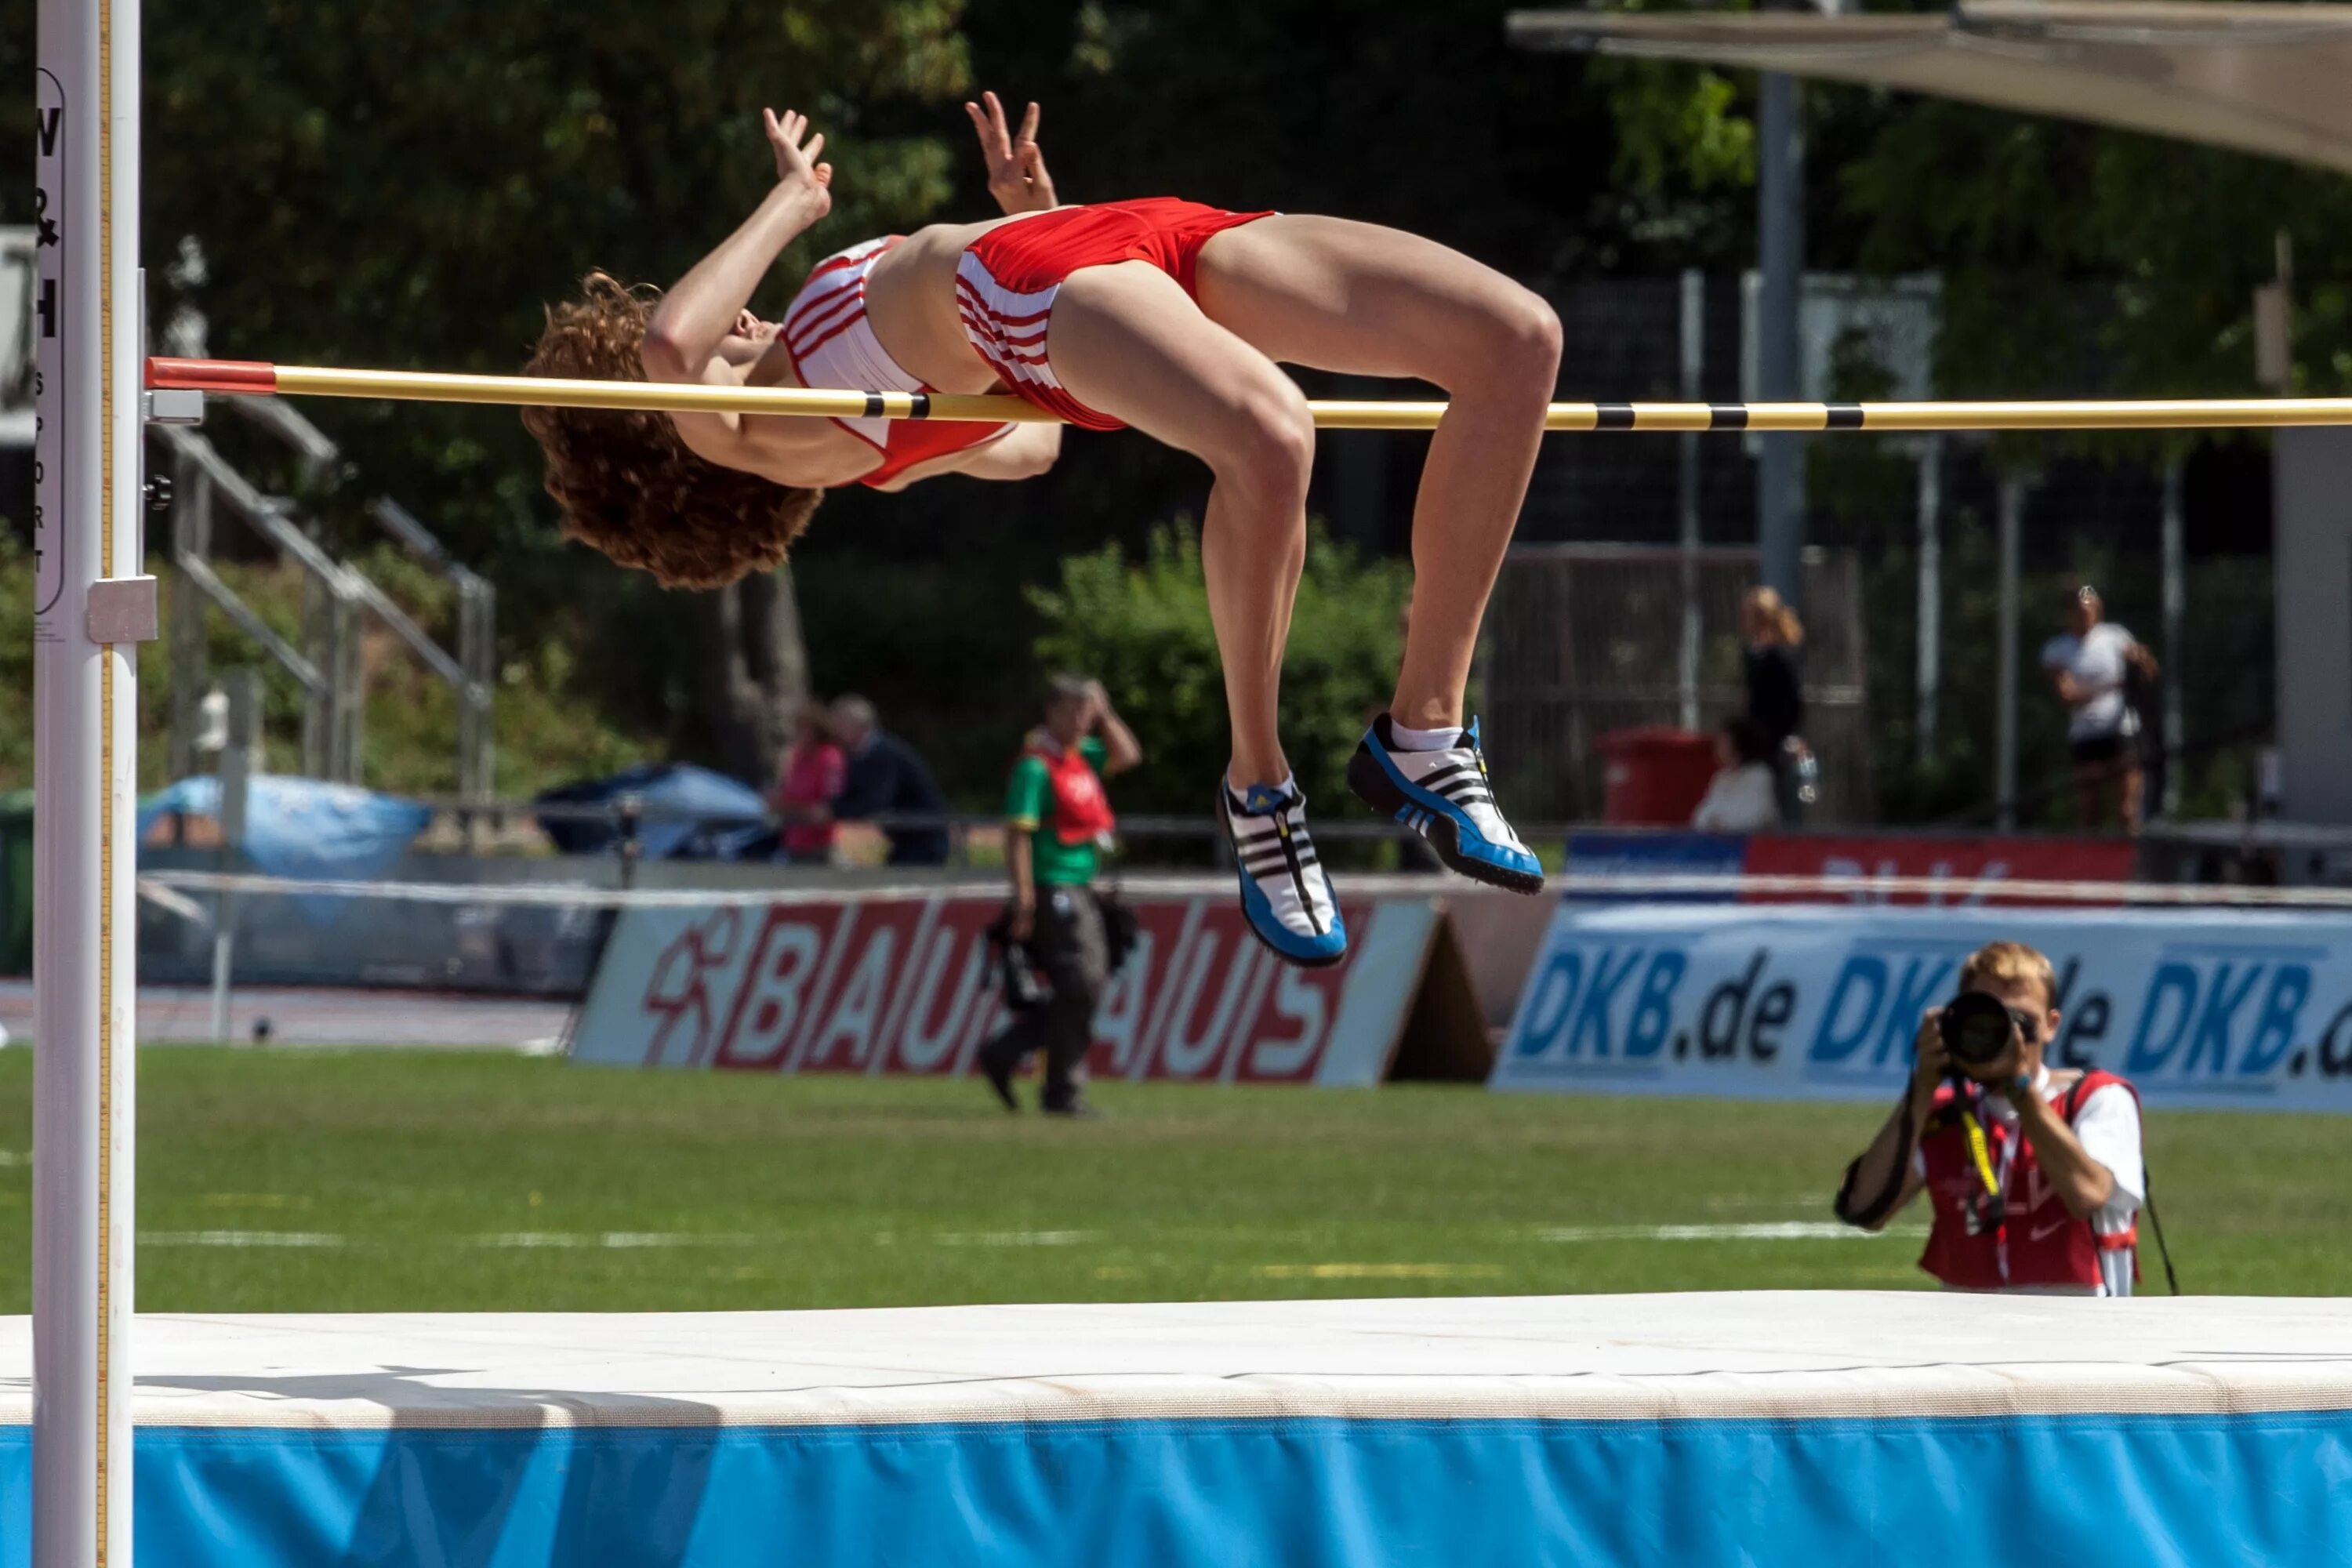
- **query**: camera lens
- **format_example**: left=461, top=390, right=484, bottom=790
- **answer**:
left=1938, top=990, right=2014, bottom=1069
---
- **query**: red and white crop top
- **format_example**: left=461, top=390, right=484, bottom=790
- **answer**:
left=779, top=237, right=1014, bottom=487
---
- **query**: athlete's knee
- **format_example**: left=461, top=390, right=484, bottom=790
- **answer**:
left=1483, top=288, right=1562, bottom=395
left=1214, top=383, right=1316, bottom=506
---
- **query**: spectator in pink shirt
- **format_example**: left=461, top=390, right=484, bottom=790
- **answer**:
left=772, top=705, right=846, bottom=865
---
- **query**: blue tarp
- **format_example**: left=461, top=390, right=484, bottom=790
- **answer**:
left=139, top=775, right=430, bottom=887
left=534, top=764, right=774, bottom=862
left=4, top=1410, right=2348, bottom=1567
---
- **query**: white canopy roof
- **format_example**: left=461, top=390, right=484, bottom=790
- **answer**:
left=1508, top=2, right=2352, bottom=174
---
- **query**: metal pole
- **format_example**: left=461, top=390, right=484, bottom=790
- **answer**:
left=1915, top=437, right=1944, bottom=763
left=1756, top=70, right=1806, bottom=605
left=2161, top=454, right=2187, bottom=817
left=34, top=0, right=142, bottom=1561
left=209, top=671, right=256, bottom=1044
left=165, top=457, right=210, bottom=782
left=1996, top=474, right=2025, bottom=830
left=1677, top=268, right=1704, bottom=731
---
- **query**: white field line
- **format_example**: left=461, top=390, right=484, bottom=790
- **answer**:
left=1536, top=1221, right=1926, bottom=1243
left=135, top=1228, right=1103, bottom=1250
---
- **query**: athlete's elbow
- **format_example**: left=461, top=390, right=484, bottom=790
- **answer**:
left=640, top=326, right=695, bottom=383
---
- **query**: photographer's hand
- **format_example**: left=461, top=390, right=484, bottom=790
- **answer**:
left=1909, top=1011, right=1951, bottom=1120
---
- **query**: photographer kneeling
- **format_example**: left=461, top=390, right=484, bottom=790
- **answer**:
left=1835, top=942, right=2147, bottom=1296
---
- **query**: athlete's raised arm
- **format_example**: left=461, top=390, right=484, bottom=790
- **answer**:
left=643, top=109, right=833, bottom=383
left=966, top=91, right=1058, bottom=214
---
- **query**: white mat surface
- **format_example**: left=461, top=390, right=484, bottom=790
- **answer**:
left=5, top=1292, right=2350, bottom=1430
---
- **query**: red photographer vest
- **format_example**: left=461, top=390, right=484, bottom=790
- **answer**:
left=1917, top=1069, right=2140, bottom=1292
left=1026, top=740, right=1116, bottom=846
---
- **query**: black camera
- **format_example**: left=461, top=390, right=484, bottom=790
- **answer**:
left=985, top=915, right=1047, bottom=1012
left=1937, top=989, right=2023, bottom=1072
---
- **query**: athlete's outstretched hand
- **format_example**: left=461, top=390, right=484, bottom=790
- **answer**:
left=764, top=107, right=833, bottom=216
left=966, top=90, right=1056, bottom=213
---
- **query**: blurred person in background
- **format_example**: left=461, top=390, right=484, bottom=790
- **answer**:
left=1834, top=941, right=2146, bottom=1297
left=1690, top=717, right=1780, bottom=832
left=1740, top=586, right=1810, bottom=824
left=828, top=695, right=952, bottom=866
left=2042, top=585, right=2158, bottom=834
left=770, top=704, right=845, bottom=866
left=981, top=676, right=1142, bottom=1116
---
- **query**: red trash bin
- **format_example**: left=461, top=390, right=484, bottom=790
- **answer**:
left=1595, top=726, right=1721, bottom=825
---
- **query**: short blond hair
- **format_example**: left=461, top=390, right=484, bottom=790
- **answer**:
left=1959, top=941, right=2057, bottom=1010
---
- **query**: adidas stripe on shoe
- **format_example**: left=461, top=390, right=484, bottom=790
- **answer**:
left=1218, top=777, right=1348, bottom=968
left=1346, top=714, right=1544, bottom=895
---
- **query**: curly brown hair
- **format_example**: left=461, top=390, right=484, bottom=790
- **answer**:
left=521, top=272, right=821, bottom=589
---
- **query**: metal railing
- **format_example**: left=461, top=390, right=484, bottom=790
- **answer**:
left=159, top=401, right=495, bottom=796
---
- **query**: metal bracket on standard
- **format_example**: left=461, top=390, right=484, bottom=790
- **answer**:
left=143, top=387, right=205, bottom=426
left=88, top=575, right=162, bottom=644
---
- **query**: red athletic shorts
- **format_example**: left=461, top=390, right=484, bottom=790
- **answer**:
left=955, top=198, right=1276, bottom=431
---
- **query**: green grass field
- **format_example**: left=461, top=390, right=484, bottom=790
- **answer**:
left=2, top=1047, right=2347, bottom=1312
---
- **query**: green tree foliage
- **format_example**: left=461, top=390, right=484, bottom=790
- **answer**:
left=1029, top=524, right=1409, bottom=816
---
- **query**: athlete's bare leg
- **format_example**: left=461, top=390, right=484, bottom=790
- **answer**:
left=1194, top=216, right=1562, bottom=731
left=1044, top=260, right=1315, bottom=789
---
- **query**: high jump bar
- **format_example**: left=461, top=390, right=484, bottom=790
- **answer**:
left=147, top=356, right=2352, bottom=432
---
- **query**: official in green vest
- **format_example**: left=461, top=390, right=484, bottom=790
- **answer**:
left=981, top=675, right=1142, bottom=1115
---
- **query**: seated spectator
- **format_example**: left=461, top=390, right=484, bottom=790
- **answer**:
left=1691, top=717, right=1780, bottom=832
left=828, top=695, right=952, bottom=866
left=771, top=704, right=845, bottom=866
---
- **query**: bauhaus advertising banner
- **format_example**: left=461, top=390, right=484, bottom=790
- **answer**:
left=571, top=891, right=1449, bottom=1087
left=1494, top=903, right=2352, bottom=1112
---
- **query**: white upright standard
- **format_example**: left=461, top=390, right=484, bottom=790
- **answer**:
left=34, top=0, right=143, bottom=1563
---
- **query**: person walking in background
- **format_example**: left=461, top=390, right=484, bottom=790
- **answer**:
left=771, top=704, right=845, bottom=866
left=1691, top=717, right=1780, bottom=832
left=980, top=677, right=1142, bottom=1116
left=827, top=695, right=953, bottom=866
left=2042, top=585, right=2158, bottom=834
left=1740, top=585, right=1810, bottom=824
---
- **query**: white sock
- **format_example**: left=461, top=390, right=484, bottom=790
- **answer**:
left=1226, top=770, right=1298, bottom=804
left=1385, top=719, right=1461, bottom=752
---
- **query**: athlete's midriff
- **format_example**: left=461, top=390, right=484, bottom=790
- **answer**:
left=860, top=212, right=1049, bottom=390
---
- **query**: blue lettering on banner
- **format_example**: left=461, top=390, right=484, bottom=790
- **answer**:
left=1626, top=950, right=1685, bottom=1058
left=1496, top=909, right=2352, bottom=1112
left=2127, top=954, right=2314, bottom=1090
left=1569, top=949, right=1644, bottom=1058
left=1806, top=953, right=1955, bottom=1076
left=1508, top=942, right=1690, bottom=1075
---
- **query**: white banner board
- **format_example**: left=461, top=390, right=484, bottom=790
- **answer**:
left=1494, top=903, right=2352, bottom=1112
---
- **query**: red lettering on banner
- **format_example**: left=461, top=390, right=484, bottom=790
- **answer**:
left=604, top=892, right=1395, bottom=1085
left=800, top=901, right=927, bottom=1072
left=890, top=904, right=998, bottom=1075
left=1158, top=922, right=1257, bottom=1079
left=1744, top=835, right=2136, bottom=907
left=712, top=907, right=845, bottom=1069
left=639, top=906, right=745, bottom=1069
left=1243, top=961, right=1338, bottom=1083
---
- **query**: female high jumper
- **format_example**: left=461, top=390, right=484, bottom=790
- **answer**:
left=523, top=95, right=1560, bottom=967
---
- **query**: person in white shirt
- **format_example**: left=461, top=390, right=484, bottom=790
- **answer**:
left=1835, top=941, right=2147, bottom=1296
left=2040, top=586, right=2158, bottom=833
left=1690, top=717, right=1780, bottom=833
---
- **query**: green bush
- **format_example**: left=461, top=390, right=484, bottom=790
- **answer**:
left=1029, top=522, right=1412, bottom=817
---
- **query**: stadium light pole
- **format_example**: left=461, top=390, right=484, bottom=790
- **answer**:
left=34, top=0, right=145, bottom=1563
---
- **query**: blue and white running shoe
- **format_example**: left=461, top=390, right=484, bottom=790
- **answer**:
left=1218, top=778, right=1348, bottom=968
left=1347, top=715, right=1544, bottom=894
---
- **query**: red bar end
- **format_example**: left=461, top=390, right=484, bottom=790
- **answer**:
left=144, top=357, right=279, bottom=394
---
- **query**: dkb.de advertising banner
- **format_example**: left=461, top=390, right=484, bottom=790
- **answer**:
left=1494, top=903, right=2352, bottom=1112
